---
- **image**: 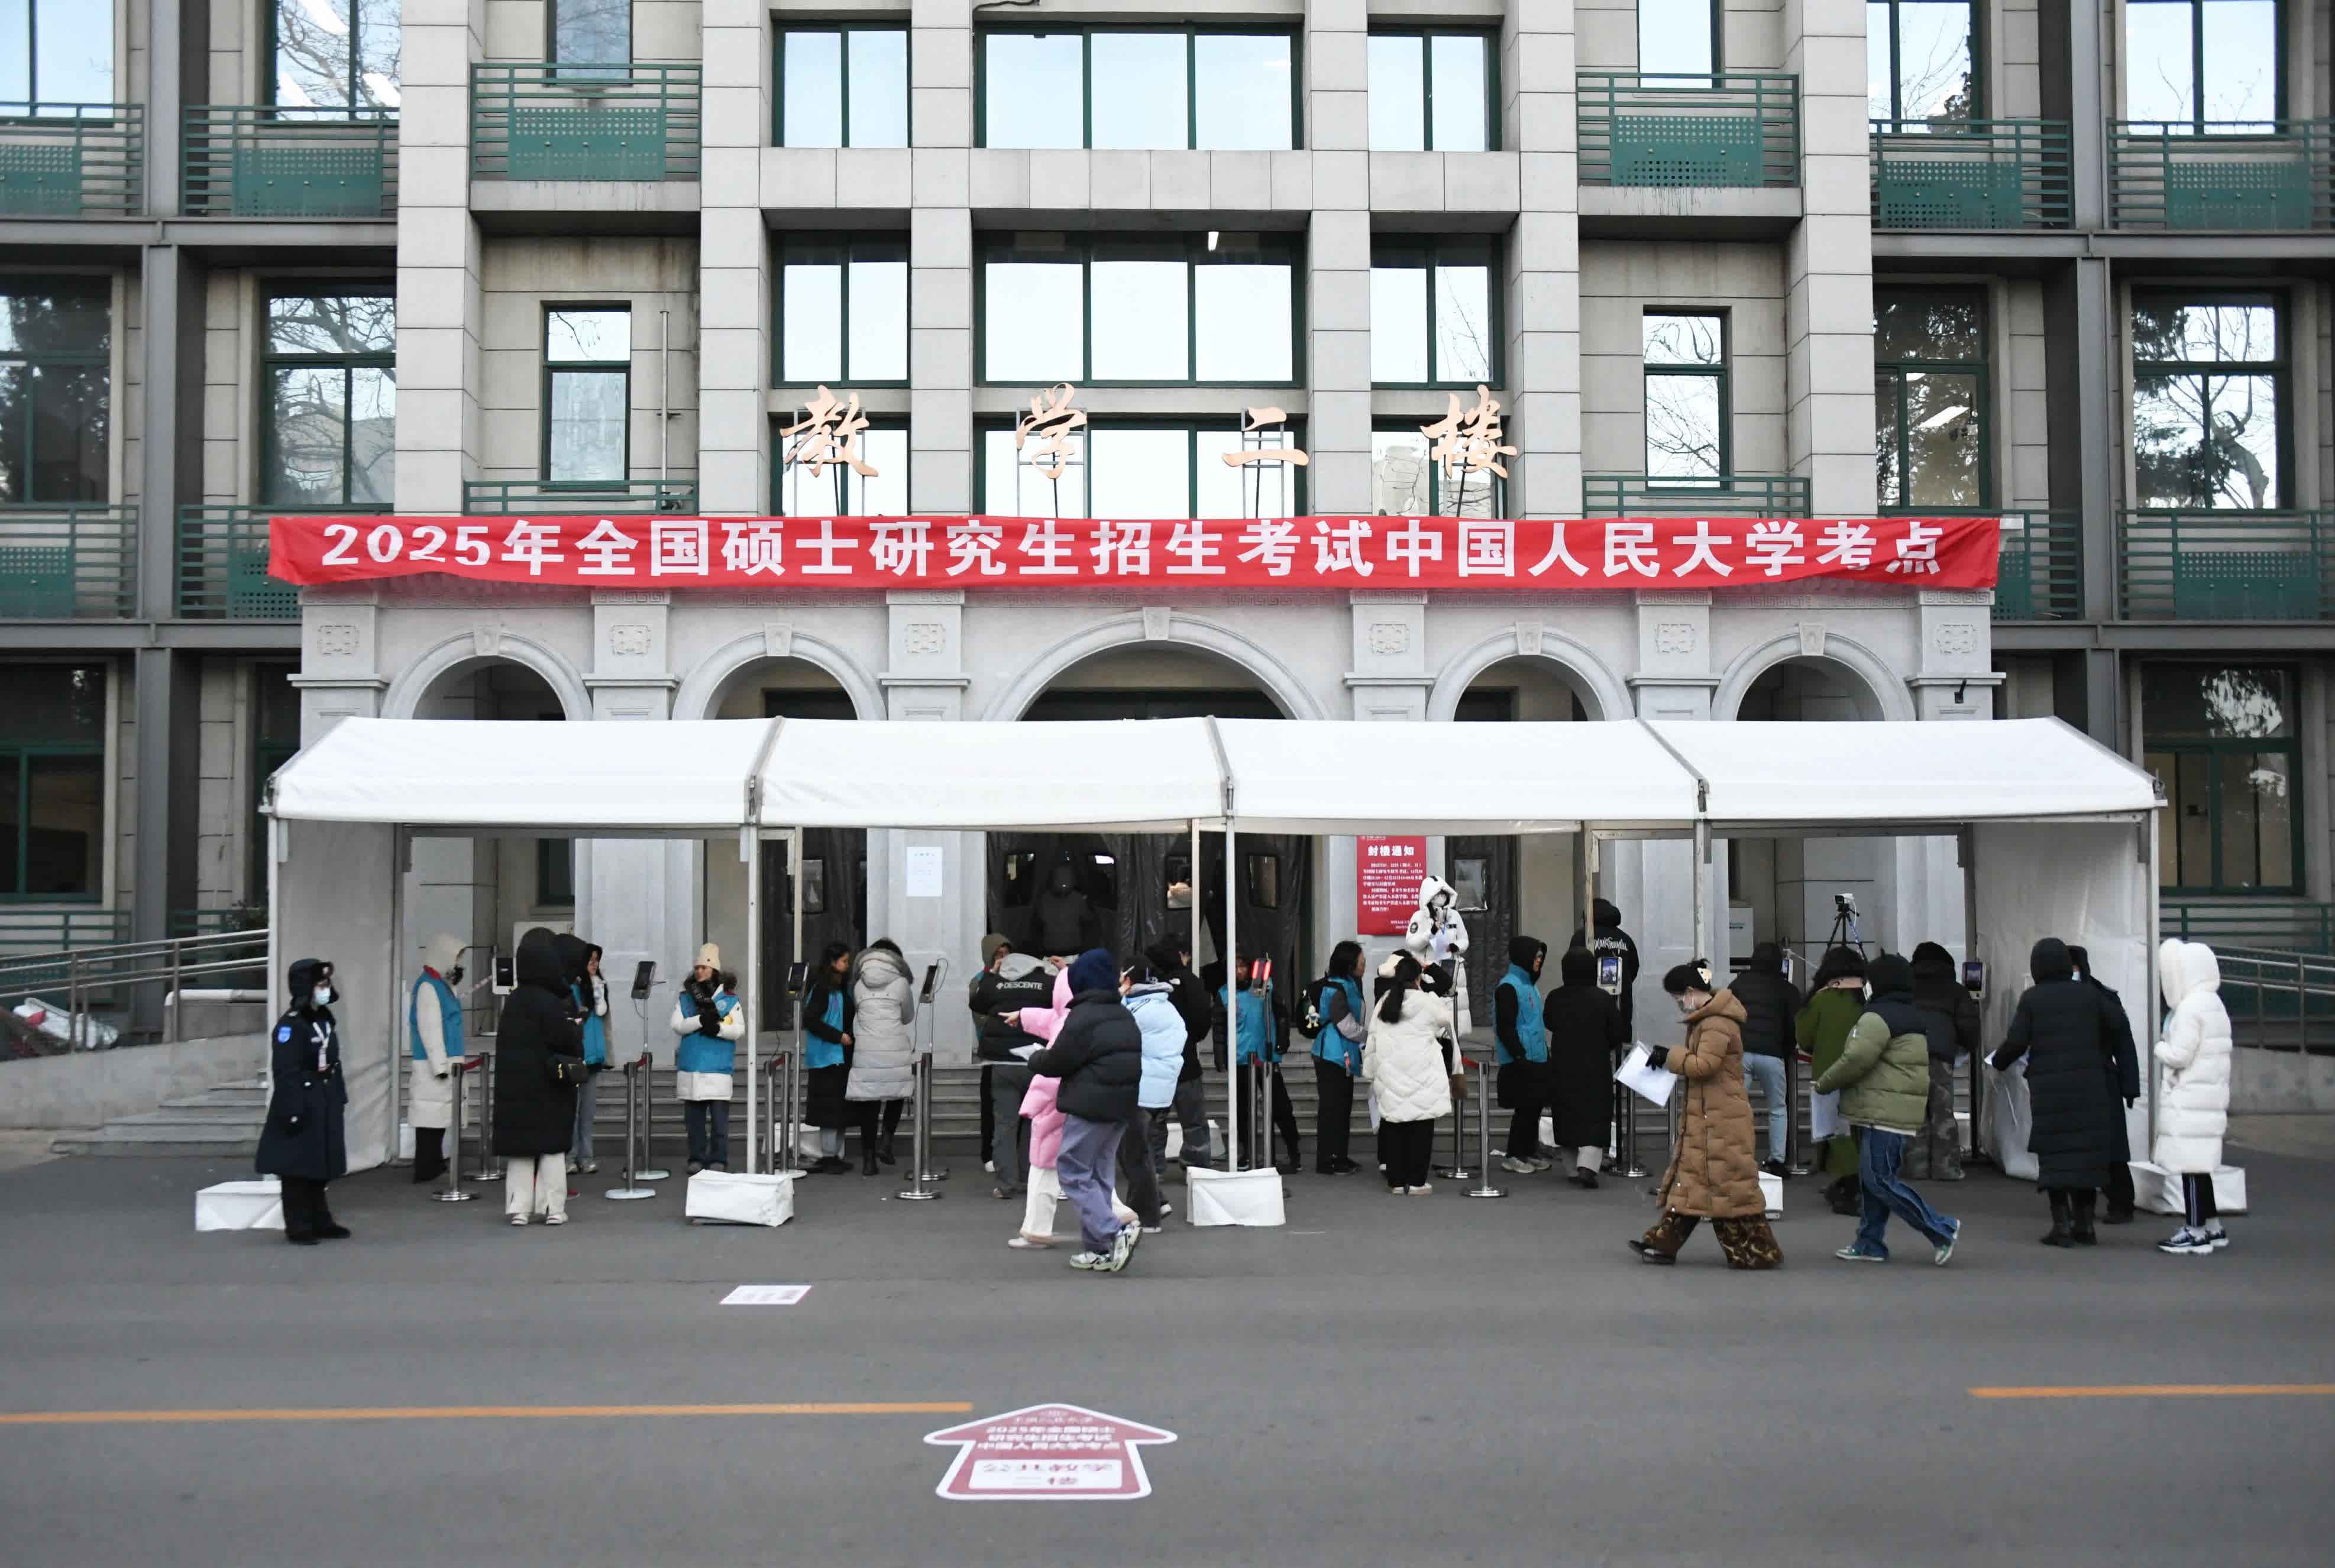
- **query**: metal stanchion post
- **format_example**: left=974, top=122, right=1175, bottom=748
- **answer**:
left=465, top=1051, right=498, bottom=1181
left=606, top=1052, right=655, bottom=1200
left=432, top=1060, right=476, bottom=1202
left=1789, top=1052, right=1813, bottom=1176
left=896, top=1052, right=941, bottom=1200
left=1442, top=1044, right=1475, bottom=1181
left=776, top=1042, right=807, bottom=1179
left=635, top=1049, right=670, bottom=1180
left=1466, top=1059, right=1506, bottom=1198
left=1619, top=1073, right=1645, bottom=1178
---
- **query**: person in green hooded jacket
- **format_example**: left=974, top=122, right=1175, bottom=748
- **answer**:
left=1815, top=953, right=1959, bottom=1264
left=1795, top=945, right=1868, bottom=1214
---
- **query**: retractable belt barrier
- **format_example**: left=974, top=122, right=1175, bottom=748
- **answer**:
left=465, top=1051, right=497, bottom=1183
left=432, top=1058, right=480, bottom=1203
left=605, top=1051, right=656, bottom=1200
left=1464, top=1055, right=1508, bottom=1198
left=895, top=1052, right=946, bottom=1201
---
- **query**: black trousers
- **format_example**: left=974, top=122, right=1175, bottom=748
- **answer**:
left=2183, top=1170, right=2220, bottom=1227
left=1312, top=1059, right=1354, bottom=1170
left=1380, top=1120, right=1437, bottom=1188
left=279, top=1175, right=333, bottom=1239
left=857, top=1098, right=904, bottom=1151
left=2107, top=1159, right=2136, bottom=1216
left=1500, top=1063, right=1547, bottom=1160
left=411, top=1127, right=447, bottom=1183
left=1116, top=1107, right=1163, bottom=1225
left=978, top=1064, right=995, bottom=1164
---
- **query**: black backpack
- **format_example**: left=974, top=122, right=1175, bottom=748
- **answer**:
left=1295, top=977, right=1337, bottom=1039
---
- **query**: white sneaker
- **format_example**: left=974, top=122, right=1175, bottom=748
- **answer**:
left=1500, top=1157, right=1535, bottom=1175
left=2205, top=1222, right=2230, bottom=1250
left=1068, top=1250, right=1109, bottom=1271
left=2159, top=1226, right=2214, bottom=1255
left=1158, top=1201, right=1172, bottom=1217
left=1007, top=1233, right=1053, bottom=1249
left=508, top=1214, right=528, bottom=1226
left=544, top=1213, right=568, bottom=1226
left=1527, top=1156, right=1555, bottom=1172
left=1408, top=1180, right=1433, bottom=1194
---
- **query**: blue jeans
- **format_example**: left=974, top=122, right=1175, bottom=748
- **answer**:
left=1055, top=1113, right=1127, bottom=1254
left=1742, top=1051, right=1787, bottom=1163
left=1852, top=1126, right=1955, bottom=1257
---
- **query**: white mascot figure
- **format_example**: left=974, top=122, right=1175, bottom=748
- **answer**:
left=1403, top=874, right=1472, bottom=1034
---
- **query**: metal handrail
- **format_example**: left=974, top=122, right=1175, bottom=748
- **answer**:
left=178, top=504, right=368, bottom=619
left=2210, top=944, right=2335, bottom=1055
left=1577, top=71, right=1799, bottom=189
left=0, top=504, right=139, bottom=618
left=2117, top=508, right=2331, bottom=621
left=1582, top=474, right=1812, bottom=518
left=460, top=478, right=700, bottom=515
left=0, top=928, right=270, bottom=1048
left=0, top=102, right=144, bottom=216
left=2109, top=118, right=2332, bottom=230
left=470, top=61, right=703, bottom=182
left=181, top=105, right=398, bottom=218
left=1869, top=118, right=2071, bottom=229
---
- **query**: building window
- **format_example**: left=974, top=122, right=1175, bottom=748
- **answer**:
left=0, top=664, right=104, bottom=901
left=774, top=424, right=907, bottom=516
left=0, top=282, right=109, bottom=504
left=2124, top=0, right=2279, bottom=128
left=1371, top=429, right=1505, bottom=518
left=979, top=420, right=1304, bottom=519
left=543, top=307, right=630, bottom=483
left=2132, top=294, right=2283, bottom=510
left=2145, top=665, right=2298, bottom=893
left=551, top=0, right=630, bottom=66
left=249, top=665, right=299, bottom=904
left=1638, top=0, right=1719, bottom=76
left=1, top=0, right=113, bottom=105
left=537, top=838, right=575, bottom=908
left=979, top=28, right=1297, bottom=150
left=979, top=234, right=1296, bottom=386
left=1371, top=241, right=1496, bottom=387
left=778, top=238, right=907, bottom=386
left=1875, top=287, right=1986, bottom=510
left=778, top=27, right=908, bottom=147
left=270, top=0, right=399, bottom=112
left=1867, top=0, right=1975, bottom=123
left=264, top=293, right=396, bottom=507
left=1366, top=31, right=1495, bottom=151
left=1643, top=312, right=1727, bottom=484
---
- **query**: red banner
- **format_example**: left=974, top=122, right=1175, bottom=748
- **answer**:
left=267, top=514, right=1998, bottom=592
left=1357, top=837, right=1428, bottom=935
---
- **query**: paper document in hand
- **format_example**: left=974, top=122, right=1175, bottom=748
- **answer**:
left=1615, top=1044, right=1677, bottom=1107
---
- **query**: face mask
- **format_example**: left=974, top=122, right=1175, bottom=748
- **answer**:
left=445, top=966, right=464, bottom=987
left=312, top=986, right=334, bottom=1008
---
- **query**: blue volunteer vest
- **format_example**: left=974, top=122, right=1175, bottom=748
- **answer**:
left=409, top=971, right=464, bottom=1061
left=1495, top=966, right=1548, bottom=1064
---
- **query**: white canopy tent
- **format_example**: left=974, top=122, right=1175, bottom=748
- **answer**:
left=267, top=715, right=2161, bottom=1190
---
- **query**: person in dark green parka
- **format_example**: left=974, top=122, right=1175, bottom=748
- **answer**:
left=1795, top=945, right=1868, bottom=1213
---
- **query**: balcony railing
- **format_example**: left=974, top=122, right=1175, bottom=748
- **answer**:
left=1870, top=119, right=2069, bottom=229
left=2119, top=510, right=2332, bottom=620
left=0, top=909, right=129, bottom=963
left=2108, top=121, right=2334, bottom=229
left=471, top=63, right=702, bottom=181
left=462, top=479, right=700, bottom=515
left=182, top=106, right=397, bottom=217
left=1577, top=73, right=1798, bottom=189
left=2163, top=902, right=2335, bottom=956
left=1583, top=474, right=1810, bottom=518
left=1985, top=510, right=2081, bottom=620
left=176, top=504, right=347, bottom=620
left=0, top=104, right=142, bottom=216
left=0, top=505, right=138, bottom=617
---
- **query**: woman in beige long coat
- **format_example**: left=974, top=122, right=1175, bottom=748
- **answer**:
left=1629, top=963, right=1783, bottom=1268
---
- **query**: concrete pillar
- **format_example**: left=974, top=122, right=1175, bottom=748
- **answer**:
left=396, top=1, right=487, bottom=513
left=1508, top=0, right=1583, bottom=517
left=1781, top=0, right=1875, bottom=515
left=700, top=0, right=774, bottom=513
left=1306, top=0, right=1372, bottom=512
left=910, top=0, right=974, bottom=513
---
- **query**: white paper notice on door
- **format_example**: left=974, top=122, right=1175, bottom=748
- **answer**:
left=905, top=845, right=944, bottom=898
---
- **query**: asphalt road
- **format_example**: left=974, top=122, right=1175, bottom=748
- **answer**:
left=2, top=1135, right=2329, bottom=1567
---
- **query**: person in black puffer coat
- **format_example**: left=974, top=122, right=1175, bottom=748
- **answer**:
left=256, top=957, right=349, bottom=1245
left=971, top=933, right=1053, bottom=1198
left=1990, top=937, right=2130, bottom=1247
left=494, top=926, right=585, bottom=1226
left=1146, top=937, right=1215, bottom=1171
left=1906, top=941, right=1979, bottom=1181
left=1027, top=948, right=1144, bottom=1271
left=1544, top=946, right=1628, bottom=1187
left=1729, top=941, right=1800, bottom=1174
left=2068, top=944, right=2143, bottom=1223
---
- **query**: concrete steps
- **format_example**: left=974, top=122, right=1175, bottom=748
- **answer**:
left=53, top=1077, right=269, bottom=1158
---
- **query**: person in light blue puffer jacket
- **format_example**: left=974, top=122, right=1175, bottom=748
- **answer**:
left=1117, top=957, right=1184, bottom=1229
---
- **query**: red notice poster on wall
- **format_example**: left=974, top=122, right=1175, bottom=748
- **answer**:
left=1358, top=837, right=1428, bottom=935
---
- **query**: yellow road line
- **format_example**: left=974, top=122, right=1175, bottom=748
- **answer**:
left=0, top=1401, right=972, bottom=1427
left=1970, top=1384, right=2335, bottom=1399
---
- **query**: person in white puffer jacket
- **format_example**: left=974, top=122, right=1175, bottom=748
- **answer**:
left=1364, top=954, right=1456, bottom=1194
left=2154, top=939, right=2233, bottom=1255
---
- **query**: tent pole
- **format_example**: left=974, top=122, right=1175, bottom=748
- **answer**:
left=1693, top=821, right=1710, bottom=974
left=1190, top=819, right=1204, bottom=1166
left=1224, top=817, right=1239, bottom=1169
left=266, top=812, right=282, bottom=1096
left=390, top=829, right=408, bottom=1161
left=1578, top=825, right=1593, bottom=954
left=745, top=827, right=761, bottom=1174
left=1960, top=825, right=1981, bottom=1161
left=2144, top=818, right=2161, bottom=1159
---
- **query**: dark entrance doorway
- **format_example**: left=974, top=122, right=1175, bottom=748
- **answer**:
left=759, top=688, right=867, bottom=1020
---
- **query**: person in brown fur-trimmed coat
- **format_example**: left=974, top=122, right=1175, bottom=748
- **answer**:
left=1629, top=963, right=1783, bottom=1269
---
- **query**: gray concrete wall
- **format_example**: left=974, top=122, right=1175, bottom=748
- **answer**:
left=0, top=1033, right=266, bottom=1130
left=2230, top=1046, right=2335, bottom=1114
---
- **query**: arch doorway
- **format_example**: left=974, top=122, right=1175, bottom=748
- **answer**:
left=991, top=645, right=1304, bottom=999
left=1449, top=659, right=1595, bottom=1006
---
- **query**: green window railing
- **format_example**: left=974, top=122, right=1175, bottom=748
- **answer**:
left=2119, top=510, right=2332, bottom=620
left=1582, top=474, right=1810, bottom=517
left=175, top=504, right=352, bottom=620
left=461, top=479, right=700, bottom=515
left=1987, top=510, right=2081, bottom=621
left=1870, top=120, right=2069, bottom=229
left=2109, top=122, right=2332, bottom=230
left=1577, top=73, right=1798, bottom=189
left=471, top=63, right=703, bottom=182
left=182, top=107, right=396, bottom=218
left=0, top=506, right=137, bottom=618
left=2162, top=901, right=2335, bottom=957
left=0, top=909, right=129, bottom=961
left=0, top=105, right=142, bottom=216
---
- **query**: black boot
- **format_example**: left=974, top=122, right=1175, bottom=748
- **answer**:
left=1826, top=1175, right=1862, bottom=1217
left=2039, top=1188, right=2075, bottom=1247
left=861, top=1141, right=879, bottom=1176
left=2070, top=1188, right=2098, bottom=1246
left=876, top=1133, right=898, bottom=1168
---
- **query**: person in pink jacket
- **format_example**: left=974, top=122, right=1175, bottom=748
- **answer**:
left=1009, top=968, right=1137, bottom=1249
